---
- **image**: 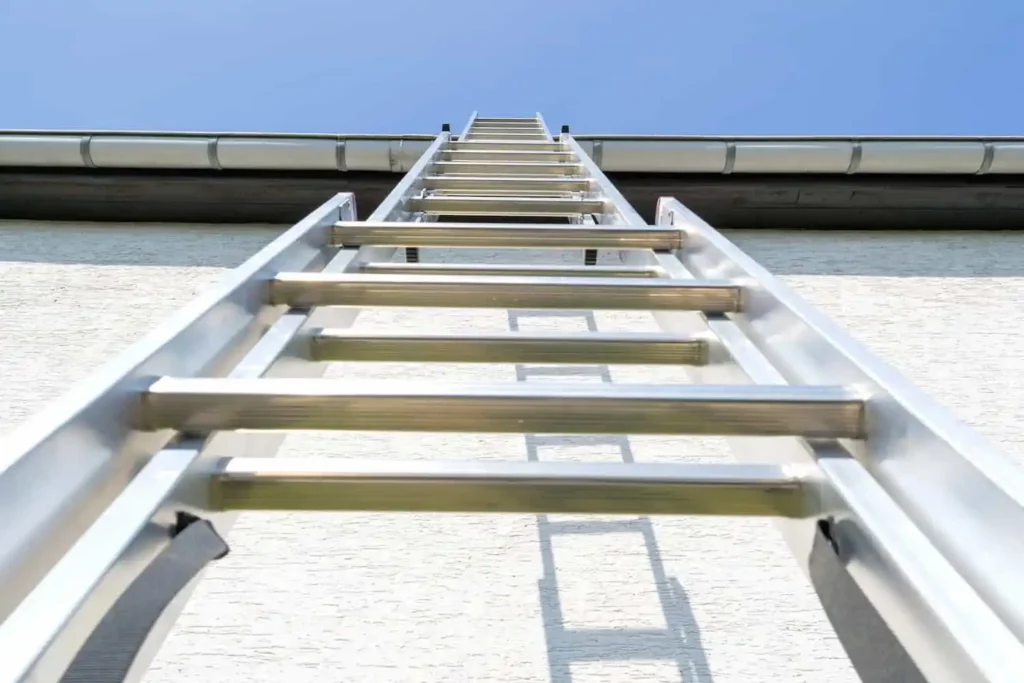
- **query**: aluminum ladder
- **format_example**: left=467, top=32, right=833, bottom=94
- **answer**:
left=2, top=112, right=1024, bottom=683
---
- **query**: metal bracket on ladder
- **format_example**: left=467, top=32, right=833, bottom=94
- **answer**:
left=1, top=111, right=1024, bottom=683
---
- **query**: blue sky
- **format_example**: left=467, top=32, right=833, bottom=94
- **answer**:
left=1, top=0, right=1021, bottom=135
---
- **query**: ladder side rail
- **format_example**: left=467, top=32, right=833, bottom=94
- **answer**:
left=29, top=311, right=303, bottom=683
left=15, top=130, right=455, bottom=682
left=455, top=110, right=478, bottom=141
left=0, top=192, right=355, bottom=680
left=560, top=131, right=646, bottom=230
left=658, top=197, right=1024, bottom=644
left=45, top=297, right=373, bottom=683
left=559, top=131, right=1024, bottom=678
left=349, top=129, right=452, bottom=270
left=651, top=253, right=1022, bottom=683
left=559, top=132, right=636, bottom=269
left=563, top=132, right=660, bottom=275
left=534, top=111, right=554, bottom=141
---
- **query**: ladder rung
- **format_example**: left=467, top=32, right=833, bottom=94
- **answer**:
left=466, top=134, right=546, bottom=140
left=427, top=189, right=577, bottom=199
left=470, top=121, right=543, bottom=126
left=357, top=263, right=666, bottom=278
left=468, top=136, right=552, bottom=143
left=466, top=128, right=541, bottom=133
left=442, top=150, right=575, bottom=163
left=139, top=379, right=865, bottom=438
left=332, top=221, right=680, bottom=249
left=211, top=458, right=814, bottom=517
left=405, top=196, right=606, bottom=216
left=467, top=129, right=544, bottom=135
left=421, top=176, right=592, bottom=192
left=469, top=127, right=544, bottom=134
left=310, top=330, right=707, bottom=365
left=453, top=141, right=560, bottom=150
left=268, top=273, right=743, bottom=312
left=473, top=117, right=540, bottom=123
left=449, top=141, right=564, bottom=152
left=471, top=118, right=542, bottom=124
left=433, top=161, right=579, bottom=176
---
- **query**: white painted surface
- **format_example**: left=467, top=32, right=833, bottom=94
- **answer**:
left=2, top=221, right=1023, bottom=683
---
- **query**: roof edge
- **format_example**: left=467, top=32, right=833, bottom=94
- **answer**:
left=2, top=130, right=1023, bottom=175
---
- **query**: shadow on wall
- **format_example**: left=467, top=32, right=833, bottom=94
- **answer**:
left=5, top=222, right=1024, bottom=278
left=509, top=310, right=714, bottom=683
left=0, top=222, right=284, bottom=268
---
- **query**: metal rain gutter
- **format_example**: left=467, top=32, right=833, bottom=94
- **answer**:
left=1, top=129, right=1023, bottom=175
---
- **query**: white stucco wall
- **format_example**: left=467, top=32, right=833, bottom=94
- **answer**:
left=2, top=221, right=1022, bottom=683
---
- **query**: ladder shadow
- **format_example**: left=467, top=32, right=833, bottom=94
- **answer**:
left=508, top=309, right=714, bottom=683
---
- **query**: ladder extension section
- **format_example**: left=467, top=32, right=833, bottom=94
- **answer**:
left=1, top=111, right=1023, bottom=683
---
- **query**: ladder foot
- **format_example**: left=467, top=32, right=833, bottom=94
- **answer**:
left=405, top=247, right=419, bottom=263
left=61, top=513, right=230, bottom=683
left=584, top=249, right=598, bottom=266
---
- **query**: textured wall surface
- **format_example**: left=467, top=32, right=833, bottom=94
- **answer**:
left=2, top=221, right=1023, bottom=683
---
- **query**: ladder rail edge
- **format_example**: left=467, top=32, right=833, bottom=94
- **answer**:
left=0, top=193, right=354, bottom=633
left=0, top=195, right=363, bottom=679
left=654, top=198, right=1024, bottom=667
left=19, top=132, right=455, bottom=682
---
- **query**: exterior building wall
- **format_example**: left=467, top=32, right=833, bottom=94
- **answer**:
left=2, top=220, right=1022, bottom=682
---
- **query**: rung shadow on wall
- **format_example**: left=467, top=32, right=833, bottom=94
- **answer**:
left=509, top=309, right=713, bottom=683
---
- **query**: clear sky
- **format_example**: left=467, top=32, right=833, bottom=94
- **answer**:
left=1, top=0, right=1021, bottom=135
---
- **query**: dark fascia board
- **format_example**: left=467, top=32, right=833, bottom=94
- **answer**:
left=3, top=127, right=1024, bottom=229
left=3, top=167, right=1024, bottom=229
